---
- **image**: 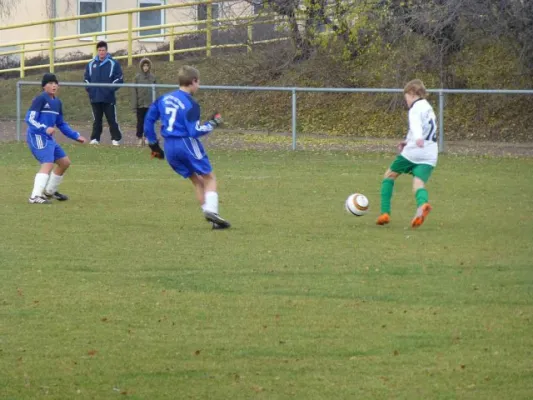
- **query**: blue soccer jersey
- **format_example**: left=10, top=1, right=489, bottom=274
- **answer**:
left=25, top=92, right=80, bottom=163
left=144, top=90, right=215, bottom=178
left=144, top=89, right=213, bottom=143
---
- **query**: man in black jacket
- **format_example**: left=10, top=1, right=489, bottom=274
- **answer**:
left=84, top=41, right=124, bottom=146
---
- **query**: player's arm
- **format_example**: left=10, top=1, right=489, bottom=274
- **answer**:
left=56, top=102, right=85, bottom=142
left=185, top=104, right=222, bottom=138
left=144, top=101, right=164, bottom=159
left=25, top=97, right=49, bottom=134
left=83, top=63, right=91, bottom=93
left=144, top=101, right=160, bottom=144
left=111, top=61, right=124, bottom=91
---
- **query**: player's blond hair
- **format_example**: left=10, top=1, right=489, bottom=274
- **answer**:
left=178, top=65, right=200, bottom=86
left=404, top=79, right=427, bottom=98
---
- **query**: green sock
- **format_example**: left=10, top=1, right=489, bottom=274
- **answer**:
left=380, top=178, right=395, bottom=214
left=415, top=188, right=429, bottom=207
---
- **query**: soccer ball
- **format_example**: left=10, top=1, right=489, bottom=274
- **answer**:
left=345, top=193, right=369, bottom=216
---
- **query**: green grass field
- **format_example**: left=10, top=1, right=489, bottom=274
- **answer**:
left=1, top=142, right=532, bottom=399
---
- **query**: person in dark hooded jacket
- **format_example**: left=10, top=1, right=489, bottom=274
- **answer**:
left=132, top=58, right=156, bottom=146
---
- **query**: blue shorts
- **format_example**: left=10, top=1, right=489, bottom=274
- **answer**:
left=27, top=133, right=67, bottom=164
left=164, top=137, right=212, bottom=178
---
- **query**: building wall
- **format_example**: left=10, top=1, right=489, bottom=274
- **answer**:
left=1, top=0, right=256, bottom=63
left=0, top=2, right=49, bottom=62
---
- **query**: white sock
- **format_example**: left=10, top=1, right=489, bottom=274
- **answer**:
left=203, top=191, right=219, bottom=214
left=31, top=173, right=50, bottom=198
left=44, top=172, right=64, bottom=195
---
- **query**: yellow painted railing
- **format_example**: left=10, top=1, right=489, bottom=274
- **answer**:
left=0, top=1, right=287, bottom=77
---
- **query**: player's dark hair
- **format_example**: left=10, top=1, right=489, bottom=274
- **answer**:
left=178, top=66, right=199, bottom=86
left=96, top=40, right=108, bottom=50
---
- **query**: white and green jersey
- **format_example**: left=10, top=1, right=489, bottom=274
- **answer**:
left=401, top=98, right=438, bottom=166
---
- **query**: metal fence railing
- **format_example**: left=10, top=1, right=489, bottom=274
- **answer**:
left=0, top=1, right=286, bottom=77
left=16, top=81, right=533, bottom=151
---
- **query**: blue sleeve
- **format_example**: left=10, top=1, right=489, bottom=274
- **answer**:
left=25, top=96, right=48, bottom=134
left=84, top=62, right=91, bottom=92
left=56, top=102, right=80, bottom=141
left=111, top=61, right=124, bottom=91
left=185, top=102, right=213, bottom=138
left=144, top=100, right=160, bottom=144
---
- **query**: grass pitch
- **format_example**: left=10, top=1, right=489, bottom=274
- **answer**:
left=1, top=142, right=532, bottom=399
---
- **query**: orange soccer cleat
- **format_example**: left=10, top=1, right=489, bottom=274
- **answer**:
left=376, top=213, right=391, bottom=225
left=411, top=203, right=432, bottom=228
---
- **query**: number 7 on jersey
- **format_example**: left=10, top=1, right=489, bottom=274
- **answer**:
left=165, top=107, right=177, bottom=132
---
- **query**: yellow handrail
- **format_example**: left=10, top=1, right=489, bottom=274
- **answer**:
left=0, top=1, right=287, bottom=77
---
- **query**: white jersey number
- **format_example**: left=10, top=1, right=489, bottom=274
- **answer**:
left=165, top=107, right=177, bottom=132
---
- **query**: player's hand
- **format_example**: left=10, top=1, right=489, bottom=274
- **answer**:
left=397, top=141, right=407, bottom=152
left=416, top=138, right=424, bottom=148
left=77, top=135, right=87, bottom=143
left=149, top=141, right=165, bottom=160
left=46, top=127, right=55, bottom=135
left=207, top=112, right=223, bottom=128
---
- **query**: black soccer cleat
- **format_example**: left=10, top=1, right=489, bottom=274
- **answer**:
left=212, top=222, right=231, bottom=230
left=44, top=191, right=69, bottom=201
left=28, top=196, right=52, bottom=204
left=204, top=211, right=231, bottom=229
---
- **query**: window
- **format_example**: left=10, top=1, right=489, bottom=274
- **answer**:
left=253, top=1, right=264, bottom=15
left=78, top=0, right=105, bottom=38
left=139, top=0, right=165, bottom=40
left=197, top=3, right=220, bottom=24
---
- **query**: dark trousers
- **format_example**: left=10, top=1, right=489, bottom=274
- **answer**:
left=136, top=107, right=149, bottom=138
left=90, top=102, right=122, bottom=141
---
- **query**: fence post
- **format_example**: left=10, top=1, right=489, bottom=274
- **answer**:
left=247, top=22, right=253, bottom=53
left=49, top=22, right=55, bottom=72
left=127, top=12, right=133, bottom=67
left=438, top=90, right=445, bottom=153
left=152, top=84, right=157, bottom=103
left=169, top=27, right=175, bottom=62
left=292, top=88, right=297, bottom=150
left=93, top=36, right=98, bottom=57
left=16, top=82, right=21, bottom=142
left=20, top=44, right=25, bottom=78
left=206, top=0, right=212, bottom=57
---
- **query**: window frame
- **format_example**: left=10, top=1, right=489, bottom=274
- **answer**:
left=197, top=3, right=220, bottom=26
left=138, top=0, right=166, bottom=42
left=78, top=0, right=106, bottom=41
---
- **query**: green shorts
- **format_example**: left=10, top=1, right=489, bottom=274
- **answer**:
left=390, top=155, right=434, bottom=183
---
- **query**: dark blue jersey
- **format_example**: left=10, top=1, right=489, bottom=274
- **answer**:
left=144, top=89, right=213, bottom=144
left=84, top=54, right=124, bottom=104
left=25, top=92, right=79, bottom=141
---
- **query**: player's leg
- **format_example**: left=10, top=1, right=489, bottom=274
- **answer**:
left=377, top=155, right=416, bottom=225
left=27, top=134, right=55, bottom=204
left=200, top=172, right=230, bottom=229
left=103, top=103, right=123, bottom=144
left=377, top=168, right=399, bottom=225
left=410, top=165, right=434, bottom=228
left=189, top=173, right=205, bottom=205
left=90, top=102, right=104, bottom=144
left=44, top=144, right=71, bottom=201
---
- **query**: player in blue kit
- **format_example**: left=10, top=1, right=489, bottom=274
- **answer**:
left=144, top=65, right=230, bottom=229
left=25, top=73, right=87, bottom=204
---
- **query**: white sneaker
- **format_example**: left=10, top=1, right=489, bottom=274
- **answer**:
left=90, top=139, right=99, bottom=145
left=136, top=138, right=143, bottom=147
left=112, top=140, right=120, bottom=146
